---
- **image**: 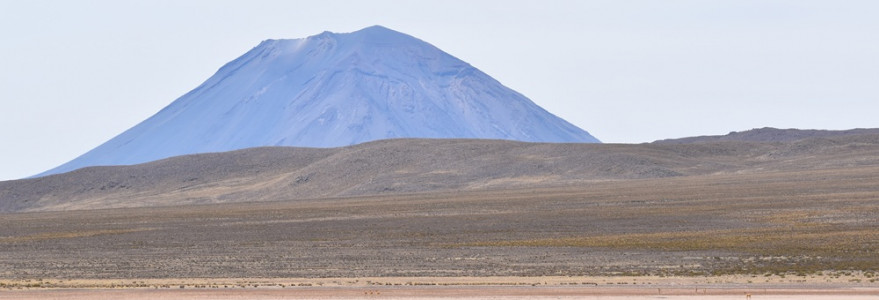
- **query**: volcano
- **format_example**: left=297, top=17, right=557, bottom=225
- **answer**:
left=38, top=26, right=598, bottom=177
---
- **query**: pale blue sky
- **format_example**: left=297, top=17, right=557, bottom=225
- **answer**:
left=1, top=0, right=878, bottom=180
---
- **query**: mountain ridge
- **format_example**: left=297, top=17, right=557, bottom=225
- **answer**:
left=653, top=127, right=879, bottom=144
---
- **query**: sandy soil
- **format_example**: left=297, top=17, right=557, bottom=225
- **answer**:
left=1, top=276, right=877, bottom=299
left=1, top=286, right=878, bottom=300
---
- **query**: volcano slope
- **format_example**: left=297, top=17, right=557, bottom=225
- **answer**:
left=1, top=133, right=878, bottom=280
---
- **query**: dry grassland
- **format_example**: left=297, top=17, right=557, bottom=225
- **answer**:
left=1, top=166, right=877, bottom=283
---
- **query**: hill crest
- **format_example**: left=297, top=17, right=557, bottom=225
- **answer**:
left=653, top=127, right=879, bottom=144
left=6, top=132, right=879, bottom=212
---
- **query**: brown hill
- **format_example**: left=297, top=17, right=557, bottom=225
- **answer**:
left=653, top=127, right=879, bottom=144
left=4, top=133, right=879, bottom=213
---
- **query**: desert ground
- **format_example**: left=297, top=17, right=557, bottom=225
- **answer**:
left=1, top=278, right=878, bottom=299
left=1, top=276, right=878, bottom=299
left=2, top=166, right=878, bottom=298
left=2, top=134, right=878, bottom=298
left=2, top=167, right=878, bottom=279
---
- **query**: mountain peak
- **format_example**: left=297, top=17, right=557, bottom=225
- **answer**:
left=312, top=25, right=419, bottom=46
left=353, top=25, right=396, bottom=34
left=37, top=26, right=599, bottom=177
left=360, top=24, right=393, bottom=31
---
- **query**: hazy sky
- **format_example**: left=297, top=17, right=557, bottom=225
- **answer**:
left=1, top=1, right=878, bottom=181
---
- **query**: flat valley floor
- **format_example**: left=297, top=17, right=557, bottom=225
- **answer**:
left=1, top=165, right=878, bottom=298
left=2, top=284, right=879, bottom=300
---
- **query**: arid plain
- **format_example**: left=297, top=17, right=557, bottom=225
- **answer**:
left=1, top=129, right=878, bottom=298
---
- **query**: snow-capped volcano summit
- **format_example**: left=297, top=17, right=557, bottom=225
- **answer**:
left=38, top=26, right=599, bottom=177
